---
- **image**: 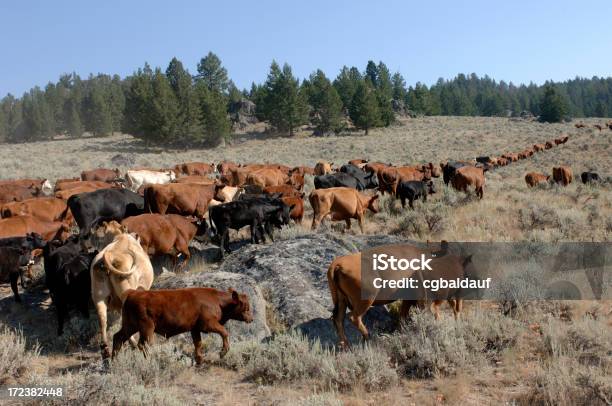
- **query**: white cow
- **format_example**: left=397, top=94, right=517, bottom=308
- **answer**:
left=90, top=222, right=154, bottom=359
left=125, top=170, right=175, bottom=192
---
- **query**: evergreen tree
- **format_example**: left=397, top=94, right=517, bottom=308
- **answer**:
left=196, top=52, right=229, bottom=93
left=349, top=79, right=380, bottom=135
left=375, top=62, right=394, bottom=125
left=21, top=87, right=54, bottom=141
left=365, top=60, right=378, bottom=86
left=305, top=70, right=344, bottom=134
left=391, top=72, right=407, bottom=103
left=108, top=74, right=125, bottom=132
left=166, top=57, right=201, bottom=144
left=82, top=76, right=112, bottom=136
left=0, top=94, right=23, bottom=142
left=539, top=85, right=567, bottom=122
left=196, top=82, right=231, bottom=146
left=262, top=62, right=309, bottom=136
left=333, top=66, right=362, bottom=110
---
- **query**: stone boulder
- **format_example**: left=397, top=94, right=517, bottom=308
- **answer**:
left=154, top=271, right=270, bottom=343
left=218, top=232, right=407, bottom=345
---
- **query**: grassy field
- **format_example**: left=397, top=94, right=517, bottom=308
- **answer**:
left=0, top=116, right=610, bottom=405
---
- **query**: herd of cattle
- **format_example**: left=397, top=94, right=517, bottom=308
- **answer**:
left=0, top=129, right=607, bottom=362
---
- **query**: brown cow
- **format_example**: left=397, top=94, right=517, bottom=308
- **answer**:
left=0, top=178, right=52, bottom=195
left=55, top=186, right=101, bottom=200
left=223, top=167, right=251, bottom=186
left=517, top=151, right=527, bottom=160
left=533, top=144, right=545, bottom=152
left=554, top=136, right=569, bottom=145
left=81, top=168, right=121, bottom=182
left=0, top=184, right=41, bottom=204
left=120, top=214, right=208, bottom=271
left=281, top=194, right=305, bottom=224
left=55, top=180, right=113, bottom=192
left=214, top=185, right=243, bottom=202
left=144, top=183, right=220, bottom=217
left=216, top=161, right=240, bottom=176
left=363, top=162, right=390, bottom=176
left=173, top=176, right=217, bottom=185
left=544, top=141, right=554, bottom=149
left=112, top=287, right=253, bottom=364
left=327, top=245, right=471, bottom=347
left=314, top=161, right=334, bottom=176
left=377, top=165, right=431, bottom=195
left=503, top=153, right=519, bottom=162
left=525, top=172, right=550, bottom=187
left=1, top=197, right=72, bottom=224
left=175, top=162, right=215, bottom=176
left=309, top=187, right=379, bottom=232
left=452, top=166, right=486, bottom=198
left=594, top=124, right=603, bottom=131
left=291, top=166, right=315, bottom=176
left=496, top=157, right=508, bottom=166
left=246, top=168, right=290, bottom=188
left=348, top=159, right=368, bottom=168
left=552, top=166, right=573, bottom=186
left=575, top=122, right=586, bottom=129
left=0, top=216, right=69, bottom=240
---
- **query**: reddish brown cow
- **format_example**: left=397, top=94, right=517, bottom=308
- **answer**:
left=575, top=122, right=586, bottom=129
left=518, top=151, right=527, bottom=160
left=55, top=186, right=100, bottom=200
left=348, top=159, right=368, bottom=168
left=451, top=166, right=486, bottom=198
left=120, top=214, right=208, bottom=271
left=594, top=124, right=603, bottom=131
left=291, top=166, right=315, bottom=176
left=310, top=187, right=379, bottom=232
left=281, top=195, right=305, bottom=224
left=175, top=162, right=215, bottom=176
left=173, top=176, right=216, bottom=185
left=552, top=166, right=573, bottom=186
left=144, top=183, right=221, bottom=217
left=496, top=157, right=508, bottom=166
left=81, top=168, right=121, bottom=182
left=1, top=197, right=72, bottom=224
left=216, top=161, right=240, bottom=176
left=363, top=162, right=390, bottom=176
left=544, top=141, right=554, bottom=149
left=55, top=180, right=113, bottom=192
left=112, top=287, right=253, bottom=364
left=0, top=178, right=51, bottom=193
left=246, top=168, right=290, bottom=188
left=554, top=136, right=569, bottom=145
left=0, top=184, right=41, bottom=204
left=533, top=144, right=545, bottom=152
left=223, top=167, right=251, bottom=186
left=503, top=153, right=519, bottom=162
left=377, top=165, right=432, bottom=195
left=0, top=216, right=69, bottom=240
left=525, top=172, right=550, bottom=187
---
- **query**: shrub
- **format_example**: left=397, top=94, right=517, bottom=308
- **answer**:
left=0, top=327, right=44, bottom=385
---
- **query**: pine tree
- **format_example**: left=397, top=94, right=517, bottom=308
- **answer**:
left=263, top=62, right=308, bottom=136
left=82, top=76, right=112, bottom=136
left=305, top=70, right=344, bottom=135
left=539, top=85, right=567, bottom=123
left=349, top=79, right=380, bottom=135
left=333, top=66, right=362, bottom=111
left=375, top=62, right=394, bottom=125
left=21, top=87, right=54, bottom=141
left=108, top=74, right=125, bottom=133
left=196, top=52, right=229, bottom=93
left=166, top=57, right=201, bottom=144
left=391, top=72, right=407, bottom=103
left=196, top=82, right=231, bottom=146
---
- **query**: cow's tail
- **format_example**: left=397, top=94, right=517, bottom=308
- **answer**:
left=327, top=260, right=343, bottom=317
left=143, top=186, right=155, bottom=213
left=102, top=250, right=135, bottom=278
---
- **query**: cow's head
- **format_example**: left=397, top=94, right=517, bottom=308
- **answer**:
left=367, top=194, right=380, bottom=213
left=226, top=288, right=253, bottom=323
left=364, top=171, right=379, bottom=189
left=91, top=221, right=127, bottom=250
left=428, top=163, right=441, bottom=178
left=24, top=232, right=45, bottom=251
left=41, top=179, right=53, bottom=195
left=426, top=180, right=437, bottom=195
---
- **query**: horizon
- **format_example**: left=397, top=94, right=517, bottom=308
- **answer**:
left=2, top=0, right=612, bottom=97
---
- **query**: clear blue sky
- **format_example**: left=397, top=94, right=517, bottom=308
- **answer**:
left=2, top=0, right=611, bottom=96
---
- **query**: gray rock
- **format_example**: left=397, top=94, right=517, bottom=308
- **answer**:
left=218, top=233, right=406, bottom=345
left=154, top=271, right=270, bottom=343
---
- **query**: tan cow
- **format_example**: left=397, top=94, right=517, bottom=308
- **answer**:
left=1, top=197, right=72, bottom=224
left=245, top=168, right=289, bottom=188
left=552, top=166, right=573, bottom=186
left=525, top=172, right=550, bottom=187
left=314, top=161, right=333, bottom=176
left=90, top=224, right=154, bottom=359
left=309, top=187, right=379, bottom=232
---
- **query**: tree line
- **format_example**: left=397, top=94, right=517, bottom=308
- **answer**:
left=1, top=53, right=611, bottom=145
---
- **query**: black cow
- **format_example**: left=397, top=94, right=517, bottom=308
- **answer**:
left=209, top=197, right=292, bottom=257
left=43, top=235, right=97, bottom=335
left=314, top=173, right=362, bottom=190
left=0, top=234, right=46, bottom=302
left=67, top=188, right=144, bottom=239
left=441, top=161, right=469, bottom=185
left=476, top=156, right=495, bottom=165
left=581, top=172, right=600, bottom=184
left=396, top=180, right=436, bottom=209
left=339, top=164, right=379, bottom=190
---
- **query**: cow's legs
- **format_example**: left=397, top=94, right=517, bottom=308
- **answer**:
left=347, top=300, right=374, bottom=341
left=191, top=330, right=204, bottom=365
left=332, top=293, right=349, bottom=349
left=345, top=219, right=351, bottom=231
left=452, top=299, right=463, bottom=319
left=175, top=238, right=190, bottom=272
left=400, top=196, right=406, bottom=209
left=138, top=321, right=155, bottom=357
left=431, top=301, right=442, bottom=320
left=206, top=321, right=230, bottom=358
left=9, top=272, right=21, bottom=303
left=94, top=300, right=111, bottom=359
left=311, top=210, right=328, bottom=230
left=56, top=299, right=68, bottom=336
left=358, top=215, right=365, bottom=233
left=112, top=325, right=136, bottom=358
left=409, top=198, right=414, bottom=209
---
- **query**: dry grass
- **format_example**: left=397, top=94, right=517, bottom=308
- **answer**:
left=0, top=116, right=610, bottom=404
